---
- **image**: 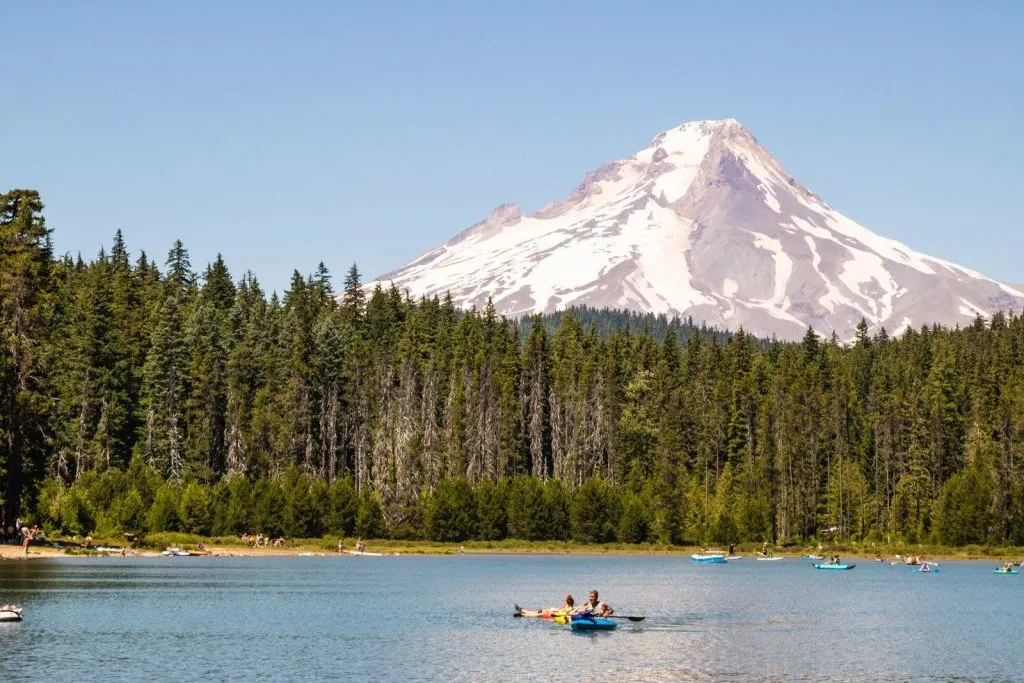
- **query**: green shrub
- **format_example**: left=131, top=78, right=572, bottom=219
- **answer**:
left=542, top=479, right=571, bottom=541
left=619, top=494, right=650, bottom=544
left=179, top=482, right=212, bottom=535
left=570, top=478, right=621, bottom=543
left=507, top=476, right=545, bottom=540
left=425, top=478, right=477, bottom=542
left=146, top=485, right=181, bottom=532
left=326, top=477, right=358, bottom=536
left=474, top=479, right=508, bottom=540
left=355, top=492, right=384, bottom=538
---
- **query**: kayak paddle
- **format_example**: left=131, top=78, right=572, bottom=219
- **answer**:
left=608, top=615, right=645, bottom=622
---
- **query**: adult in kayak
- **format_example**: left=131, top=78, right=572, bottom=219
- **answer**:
left=515, top=594, right=575, bottom=618
left=573, top=590, right=614, bottom=618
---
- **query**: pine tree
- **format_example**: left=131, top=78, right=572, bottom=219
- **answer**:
left=340, top=263, right=365, bottom=326
left=0, top=190, right=54, bottom=522
left=139, top=294, right=189, bottom=479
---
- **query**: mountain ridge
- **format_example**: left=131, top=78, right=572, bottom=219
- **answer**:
left=371, top=119, right=1022, bottom=341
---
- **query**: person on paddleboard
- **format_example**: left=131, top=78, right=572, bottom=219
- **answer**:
left=573, top=590, right=613, bottom=617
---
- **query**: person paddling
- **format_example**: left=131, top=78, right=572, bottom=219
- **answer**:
left=573, top=590, right=613, bottom=618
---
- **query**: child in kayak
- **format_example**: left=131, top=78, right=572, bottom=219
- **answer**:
left=573, top=590, right=614, bottom=618
left=515, top=594, right=575, bottom=618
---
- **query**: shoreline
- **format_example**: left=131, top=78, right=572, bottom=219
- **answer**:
left=5, top=538, right=1024, bottom=562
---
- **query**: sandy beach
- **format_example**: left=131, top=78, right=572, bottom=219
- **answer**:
left=2, top=538, right=1022, bottom=562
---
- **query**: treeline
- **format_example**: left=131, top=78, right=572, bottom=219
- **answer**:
left=35, top=463, right=642, bottom=544
left=519, top=306, right=734, bottom=346
left=4, top=188, right=1024, bottom=546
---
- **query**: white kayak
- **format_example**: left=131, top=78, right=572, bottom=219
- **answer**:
left=756, top=556, right=784, bottom=561
left=0, top=607, right=23, bottom=623
left=341, top=549, right=384, bottom=557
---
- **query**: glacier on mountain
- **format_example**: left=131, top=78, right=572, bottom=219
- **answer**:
left=371, top=119, right=1022, bottom=341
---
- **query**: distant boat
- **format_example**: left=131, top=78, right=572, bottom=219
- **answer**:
left=802, top=554, right=825, bottom=561
left=0, top=606, right=23, bottom=623
left=691, top=554, right=727, bottom=564
left=341, top=549, right=385, bottom=557
left=161, top=547, right=192, bottom=557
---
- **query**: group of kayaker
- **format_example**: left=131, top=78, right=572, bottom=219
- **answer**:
left=515, top=590, right=614, bottom=618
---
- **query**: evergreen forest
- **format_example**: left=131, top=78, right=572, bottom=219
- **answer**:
left=4, top=189, right=1024, bottom=547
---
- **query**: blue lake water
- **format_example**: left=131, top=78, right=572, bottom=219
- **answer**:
left=0, top=554, right=1020, bottom=681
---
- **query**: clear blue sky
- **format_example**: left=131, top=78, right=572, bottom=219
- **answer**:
left=3, top=1, right=1022, bottom=293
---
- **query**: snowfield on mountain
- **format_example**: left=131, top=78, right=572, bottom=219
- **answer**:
left=371, top=119, right=1022, bottom=341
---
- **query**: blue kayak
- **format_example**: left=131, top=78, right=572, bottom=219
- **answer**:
left=813, top=563, right=855, bottom=570
left=570, top=615, right=617, bottom=631
left=994, top=569, right=1019, bottom=574
left=691, top=554, right=727, bottom=563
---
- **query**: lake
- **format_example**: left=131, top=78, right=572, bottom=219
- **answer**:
left=0, top=554, right=1020, bottom=681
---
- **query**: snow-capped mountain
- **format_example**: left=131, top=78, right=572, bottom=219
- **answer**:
left=371, top=119, right=1022, bottom=341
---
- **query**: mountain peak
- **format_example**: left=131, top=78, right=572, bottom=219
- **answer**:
left=369, top=120, right=1021, bottom=341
